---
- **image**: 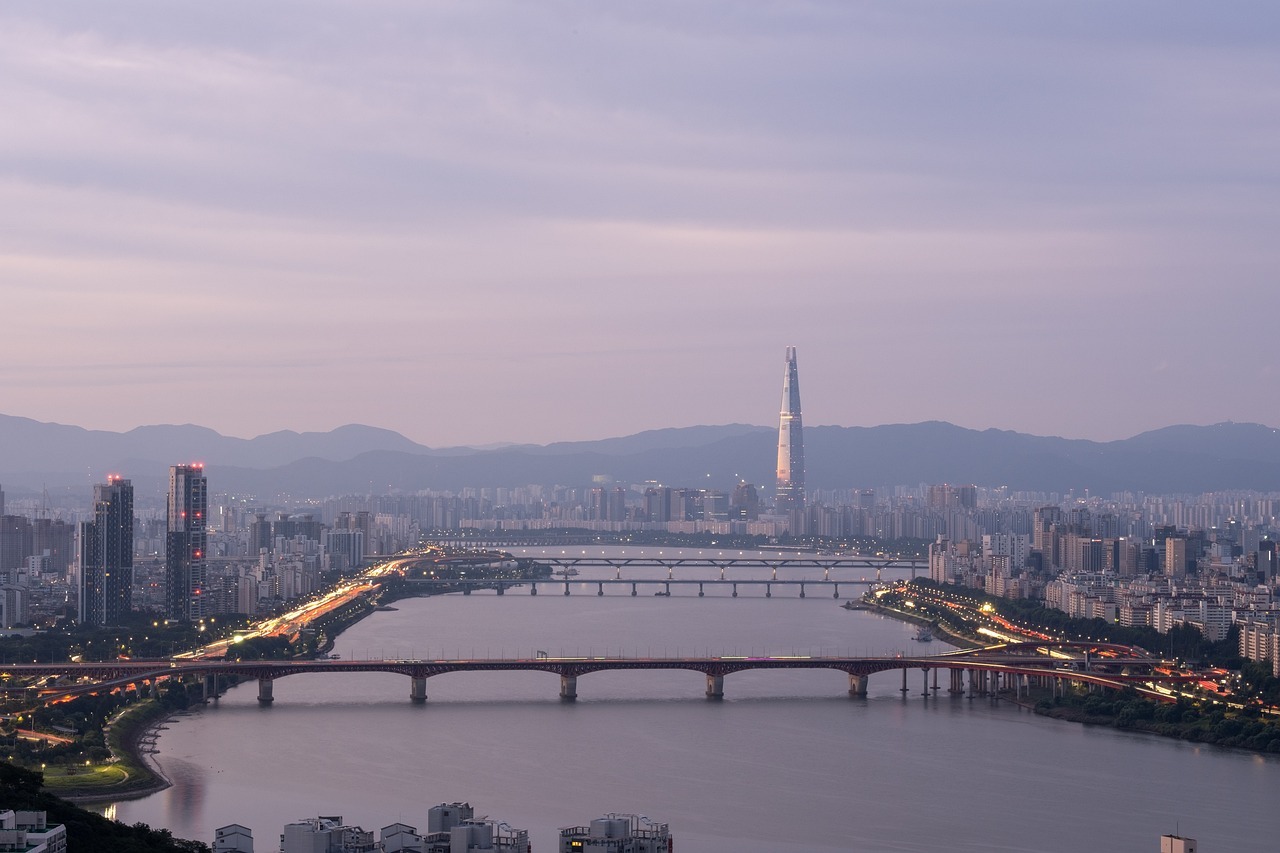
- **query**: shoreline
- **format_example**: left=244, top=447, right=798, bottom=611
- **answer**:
left=862, top=592, right=1280, bottom=755
left=859, top=598, right=983, bottom=650
left=54, top=699, right=177, bottom=804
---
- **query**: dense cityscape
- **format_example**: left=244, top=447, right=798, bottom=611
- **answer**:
left=3, top=4, right=1278, bottom=851
left=0, top=350, right=1273, bottom=852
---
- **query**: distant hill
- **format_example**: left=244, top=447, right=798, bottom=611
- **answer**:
left=1, top=414, right=1278, bottom=498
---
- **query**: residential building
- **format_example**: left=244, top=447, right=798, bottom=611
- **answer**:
left=558, top=815, right=670, bottom=853
left=213, top=824, right=254, bottom=853
left=78, top=476, right=133, bottom=626
left=0, top=810, right=67, bottom=853
left=166, top=464, right=208, bottom=621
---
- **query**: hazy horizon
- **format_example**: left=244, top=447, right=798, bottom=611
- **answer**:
left=4, top=3, right=1278, bottom=447
left=1, top=409, right=1275, bottom=450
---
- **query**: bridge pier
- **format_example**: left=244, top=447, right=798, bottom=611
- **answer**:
left=410, top=676, right=428, bottom=704
left=257, top=677, right=274, bottom=705
left=848, top=674, right=868, bottom=697
left=598, top=583, right=604, bottom=596
left=799, top=583, right=805, bottom=598
left=765, top=583, right=771, bottom=598
left=732, top=583, right=738, bottom=598
left=900, top=668, right=908, bottom=695
left=931, top=667, right=940, bottom=694
left=530, top=583, right=537, bottom=595
left=560, top=675, right=577, bottom=701
left=921, top=669, right=929, bottom=698
left=706, top=674, right=724, bottom=699
left=698, top=582, right=704, bottom=598
left=833, top=584, right=840, bottom=599
left=564, top=582, right=570, bottom=596
left=949, top=669, right=964, bottom=695
left=463, top=585, right=471, bottom=595
left=496, top=584, right=504, bottom=595
left=202, top=674, right=214, bottom=703
left=631, top=583, right=637, bottom=596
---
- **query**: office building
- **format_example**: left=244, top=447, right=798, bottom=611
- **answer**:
left=166, top=464, right=208, bottom=621
left=78, top=476, right=134, bottom=626
left=775, top=346, right=805, bottom=515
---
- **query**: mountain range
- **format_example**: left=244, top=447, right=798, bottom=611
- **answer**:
left=0, top=413, right=1277, bottom=499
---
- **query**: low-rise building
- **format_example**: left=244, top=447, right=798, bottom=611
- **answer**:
left=213, top=824, right=254, bottom=852
left=281, top=816, right=376, bottom=853
left=559, top=814, right=670, bottom=853
left=0, top=811, right=67, bottom=853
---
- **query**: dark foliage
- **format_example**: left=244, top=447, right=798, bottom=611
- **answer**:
left=0, top=762, right=208, bottom=852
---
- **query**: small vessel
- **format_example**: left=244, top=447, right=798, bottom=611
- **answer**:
left=841, top=600, right=866, bottom=610
left=914, top=626, right=933, bottom=642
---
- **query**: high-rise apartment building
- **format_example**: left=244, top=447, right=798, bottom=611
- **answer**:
left=166, top=464, right=208, bottom=621
left=1164, top=536, right=1188, bottom=579
left=78, top=476, right=134, bottom=626
left=775, top=346, right=805, bottom=515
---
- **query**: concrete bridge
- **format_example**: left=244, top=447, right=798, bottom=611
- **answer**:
left=0, top=642, right=1193, bottom=706
left=526, top=556, right=924, bottom=574
left=400, top=577, right=875, bottom=597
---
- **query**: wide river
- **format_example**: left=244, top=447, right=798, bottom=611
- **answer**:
left=109, top=548, right=1278, bottom=851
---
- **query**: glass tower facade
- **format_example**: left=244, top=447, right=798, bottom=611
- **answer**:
left=78, top=476, right=133, bottom=626
left=166, top=463, right=208, bottom=621
left=775, top=346, right=805, bottom=515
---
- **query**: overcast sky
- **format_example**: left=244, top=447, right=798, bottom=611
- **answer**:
left=3, top=2, right=1278, bottom=447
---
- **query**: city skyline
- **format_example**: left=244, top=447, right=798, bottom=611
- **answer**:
left=2, top=3, right=1279, bottom=448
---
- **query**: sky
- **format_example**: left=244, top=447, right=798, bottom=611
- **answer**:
left=2, top=1, right=1278, bottom=448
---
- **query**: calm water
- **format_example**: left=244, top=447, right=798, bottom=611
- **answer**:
left=109, top=550, right=1279, bottom=851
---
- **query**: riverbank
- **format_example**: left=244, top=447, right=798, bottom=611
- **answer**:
left=46, top=699, right=175, bottom=803
left=864, top=586, right=1280, bottom=754
left=859, top=597, right=983, bottom=650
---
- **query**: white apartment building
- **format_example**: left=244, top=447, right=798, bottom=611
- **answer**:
left=0, top=811, right=66, bottom=853
left=213, top=823, right=254, bottom=852
left=558, top=815, right=670, bottom=853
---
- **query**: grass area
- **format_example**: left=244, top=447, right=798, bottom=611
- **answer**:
left=35, top=698, right=172, bottom=798
left=41, top=762, right=130, bottom=790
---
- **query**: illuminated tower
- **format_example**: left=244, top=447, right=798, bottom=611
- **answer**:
left=166, top=463, right=207, bottom=621
left=78, top=476, right=133, bottom=626
left=775, top=346, right=805, bottom=515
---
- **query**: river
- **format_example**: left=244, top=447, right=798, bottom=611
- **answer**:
left=108, top=548, right=1279, bottom=851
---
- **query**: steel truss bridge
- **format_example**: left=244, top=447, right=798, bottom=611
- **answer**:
left=1, top=642, right=1196, bottom=706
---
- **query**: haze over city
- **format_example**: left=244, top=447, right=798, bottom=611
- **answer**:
left=4, top=2, right=1279, bottom=448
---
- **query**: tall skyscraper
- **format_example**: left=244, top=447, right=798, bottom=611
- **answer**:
left=166, top=463, right=208, bottom=621
left=775, top=346, right=805, bottom=515
left=79, top=476, right=134, bottom=626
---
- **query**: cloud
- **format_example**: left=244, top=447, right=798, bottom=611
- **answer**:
left=0, top=1, right=1277, bottom=444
